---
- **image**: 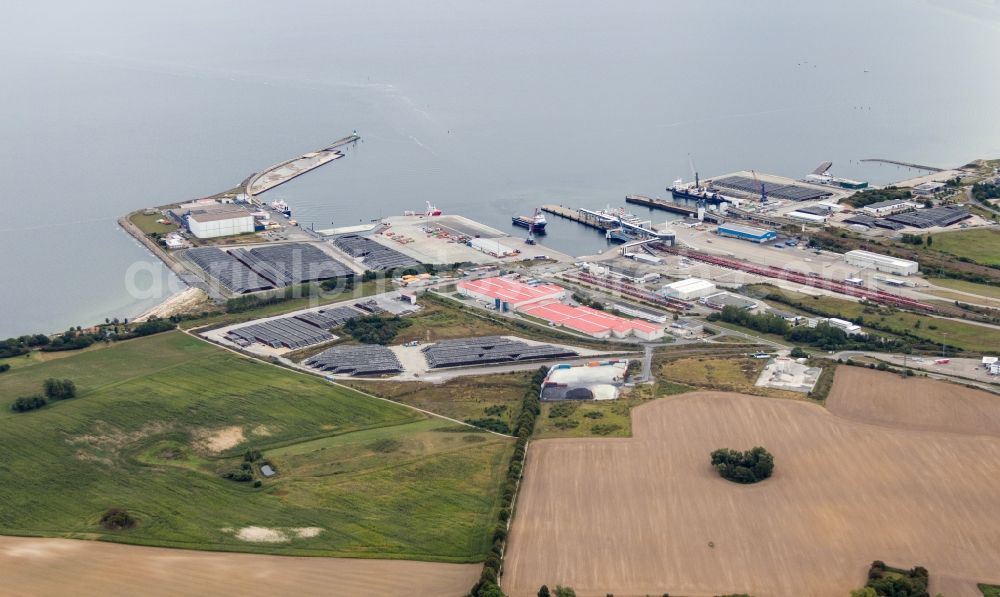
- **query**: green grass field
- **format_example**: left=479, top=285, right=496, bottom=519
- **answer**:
left=129, top=212, right=177, bottom=235
left=931, top=228, right=1000, bottom=266
left=344, top=372, right=533, bottom=432
left=534, top=381, right=693, bottom=439
left=927, top=277, right=1000, bottom=300
left=979, top=584, right=1000, bottom=597
left=0, top=332, right=512, bottom=561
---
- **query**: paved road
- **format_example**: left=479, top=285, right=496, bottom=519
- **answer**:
left=832, top=350, right=1000, bottom=394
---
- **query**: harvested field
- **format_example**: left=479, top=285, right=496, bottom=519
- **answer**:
left=504, top=377, right=1000, bottom=596
left=0, top=536, right=479, bottom=597
left=827, top=366, right=1000, bottom=436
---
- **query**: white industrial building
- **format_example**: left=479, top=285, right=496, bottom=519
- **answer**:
left=659, top=278, right=717, bottom=300
left=584, top=263, right=661, bottom=284
left=810, top=317, right=862, bottom=334
left=786, top=211, right=827, bottom=224
left=468, top=237, right=517, bottom=257
left=187, top=208, right=256, bottom=239
left=609, top=302, right=669, bottom=323
left=845, top=250, right=919, bottom=276
left=861, top=199, right=918, bottom=217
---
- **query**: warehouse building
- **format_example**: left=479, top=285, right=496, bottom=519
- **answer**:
left=519, top=301, right=664, bottom=340
left=860, top=199, right=917, bottom=217
left=608, top=301, right=669, bottom=323
left=659, top=278, right=717, bottom=300
left=912, top=181, right=947, bottom=196
left=457, top=276, right=566, bottom=310
left=702, top=292, right=759, bottom=310
left=187, top=208, right=255, bottom=239
left=844, top=250, right=919, bottom=276
left=716, top=223, right=777, bottom=243
left=583, top=262, right=660, bottom=284
left=467, top=237, right=517, bottom=257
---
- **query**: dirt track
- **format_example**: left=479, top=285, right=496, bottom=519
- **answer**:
left=503, top=376, right=1000, bottom=596
left=0, top=536, right=479, bottom=597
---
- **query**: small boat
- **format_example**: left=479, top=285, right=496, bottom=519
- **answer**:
left=270, top=199, right=292, bottom=217
left=512, top=208, right=547, bottom=233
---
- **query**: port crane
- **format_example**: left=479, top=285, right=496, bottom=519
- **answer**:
left=689, top=155, right=707, bottom=219
left=751, top=170, right=768, bottom=203
left=525, top=207, right=540, bottom=245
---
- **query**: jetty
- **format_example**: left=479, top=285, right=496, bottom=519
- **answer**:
left=245, top=133, right=361, bottom=198
left=860, top=158, right=945, bottom=173
left=541, top=204, right=674, bottom=243
left=624, top=194, right=723, bottom=224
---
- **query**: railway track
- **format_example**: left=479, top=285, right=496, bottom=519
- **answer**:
left=563, top=272, right=694, bottom=313
left=652, top=244, right=937, bottom=312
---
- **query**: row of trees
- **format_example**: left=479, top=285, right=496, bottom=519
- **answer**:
left=710, top=446, right=774, bottom=484
left=707, top=305, right=909, bottom=352
left=2, top=318, right=178, bottom=360
left=900, top=233, right=932, bottom=246
left=469, top=367, right=548, bottom=597
left=756, top=291, right=958, bottom=353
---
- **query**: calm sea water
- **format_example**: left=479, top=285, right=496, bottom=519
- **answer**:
left=2, top=0, right=999, bottom=337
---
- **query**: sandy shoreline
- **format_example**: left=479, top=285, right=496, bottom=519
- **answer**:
left=134, top=287, right=208, bottom=322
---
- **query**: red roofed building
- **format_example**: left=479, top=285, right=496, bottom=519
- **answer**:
left=520, top=301, right=664, bottom=340
left=457, top=276, right=566, bottom=309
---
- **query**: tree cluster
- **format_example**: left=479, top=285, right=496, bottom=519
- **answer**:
left=537, top=586, right=577, bottom=597
left=710, top=446, right=774, bottom=484
left=99, top=508, right=137, bottom=530
left=469, top=367, right=548, bottom=597
left=843, top=187, right=913, bottom=208
left=900, top=233, right=929, bottom=246
left=0, top=364, right=10, bottom=374
left=43, top=378, right=76, bottom=400
left=343, top=315, right=412, bottom=345
left=11, top=395, right=47, bottom=412
left=0, top=333, right=51, bottom=358
left=10, top=377, right=77, bottom=413
left=861, top=560, right=929, bottom=597
left=131, top=318, right=176, bottom=337
left=972, top=181, right=1000, bottom=203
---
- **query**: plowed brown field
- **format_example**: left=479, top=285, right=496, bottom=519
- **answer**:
left=826, top=366, right=1000, bottom=436
left=0, top=536, right=480, bottom=597
left=503, top=372, right=1000, bottom=597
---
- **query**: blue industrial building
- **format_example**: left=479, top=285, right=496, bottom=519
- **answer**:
left=716, top=223, right=777, bottom=243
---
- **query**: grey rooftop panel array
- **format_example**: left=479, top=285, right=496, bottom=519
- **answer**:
left=225, top=316, right=334, bottom=349
left=333, top=235, right=421, bottom=270
left=884, top=206, right=970, bottom=229
left=712, top=175, right=829, bottom=202
left=242, top=244, right=353, bottom=284
left=303, top=345, right=403, bottom=376
left=422, top=336, right=578, bottom=369
left=184, top=247, right=274, bottom=294
left=294, top=306, right=363, bottom=329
